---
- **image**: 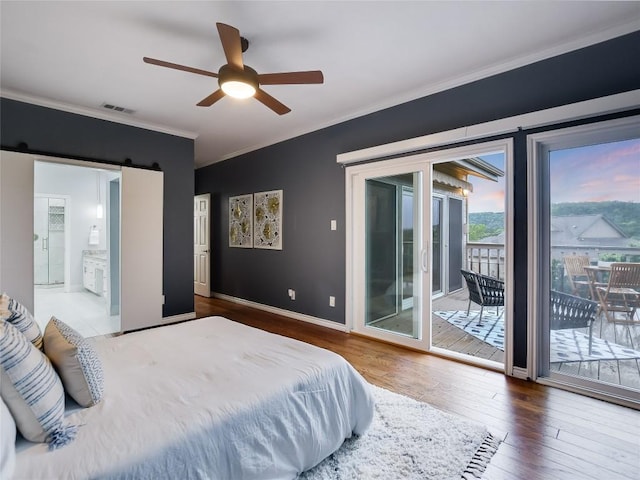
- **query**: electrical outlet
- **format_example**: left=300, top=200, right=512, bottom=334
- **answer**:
left=330, top=220, right=337, bottom=231
left=329, top=296, right=335, bottom=307
left=288, top=289, right=296, bottom=300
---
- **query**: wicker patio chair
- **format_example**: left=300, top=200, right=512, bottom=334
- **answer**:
left=550, top=289, right=598, bottom=355
left=595, top=262, right=640, bottom=323
left=460, top=269, right=504, bottom=326
left=563, top=255, right=591, bottom=297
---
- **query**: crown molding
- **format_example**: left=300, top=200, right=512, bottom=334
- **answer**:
left=0, top=90, right=198, bottom=140
left=337, top=89, right=640, bottom=165
left=196, top=19, right=640, bottom=168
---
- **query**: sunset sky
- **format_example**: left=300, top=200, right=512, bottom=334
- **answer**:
left=549, top=138, right=640, bottom=204
left=469, top=138, right=640, bottom=213
left=469, top=152, right=505, bottom=213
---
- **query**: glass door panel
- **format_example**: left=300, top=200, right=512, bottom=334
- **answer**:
left=34, top=196, right=65, bottom=285
left=365, top=173, right=422, bottom=339
left=365, top=180, right=398, bottom=325
left=547, top=137, right=640, bottom=394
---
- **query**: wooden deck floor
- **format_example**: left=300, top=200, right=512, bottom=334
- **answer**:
left=194, top=295, right=640, bottom=480
left=432, top=288, right=505, bottom=363
left=375, top=287, right=640, bottom=389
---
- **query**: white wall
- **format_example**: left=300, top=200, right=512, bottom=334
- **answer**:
left=34, top=161, right=109, bottom=290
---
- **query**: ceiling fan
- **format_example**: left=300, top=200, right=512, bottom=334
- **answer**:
left=143, top=22, right=324, bottom=115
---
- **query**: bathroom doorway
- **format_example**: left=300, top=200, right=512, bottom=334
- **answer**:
left=33, top=160, right=121, bottom=337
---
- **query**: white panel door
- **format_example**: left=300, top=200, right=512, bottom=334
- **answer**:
left=194, top=194, right=210, bottom=297
left=120, top=167, right=164, bottom=332
left=0, top=151, right=34, bottom=311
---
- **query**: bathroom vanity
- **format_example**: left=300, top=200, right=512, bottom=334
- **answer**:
left=83, top=250, right=107, bottom=296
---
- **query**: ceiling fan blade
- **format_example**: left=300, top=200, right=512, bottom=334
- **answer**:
left=143, top=57, right=218, bottom=78
left=254, top=88, right=291, bottom=115
left=258, top=71, right=324, bottom=85
left=216, top=23, right=244, bottom=70
left=197, top=89, right=226, bottom=107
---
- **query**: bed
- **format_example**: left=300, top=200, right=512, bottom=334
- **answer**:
left=11, top=316, right=375, bottom=479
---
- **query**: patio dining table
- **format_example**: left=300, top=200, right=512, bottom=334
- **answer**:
left=584, top=265, right=610, bottom=299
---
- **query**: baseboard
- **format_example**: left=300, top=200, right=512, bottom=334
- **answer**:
left=212, top=292, right=348, bottom=332
left=162, top=311, right=196, bottom=324
left=511, top=366, right=530, bottom=380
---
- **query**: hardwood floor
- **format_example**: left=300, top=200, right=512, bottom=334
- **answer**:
left=194, top=296, right=640, bottom=480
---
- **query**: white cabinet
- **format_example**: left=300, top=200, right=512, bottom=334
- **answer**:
left=83, top=255, right=107, bottom=296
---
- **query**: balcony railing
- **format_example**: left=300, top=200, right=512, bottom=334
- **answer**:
left=466, top=242, right=505, bottom=279
left=466, top=242, right=640, bottom=283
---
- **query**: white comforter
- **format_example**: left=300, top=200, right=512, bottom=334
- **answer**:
left=13, top=316, right=374, bottom=479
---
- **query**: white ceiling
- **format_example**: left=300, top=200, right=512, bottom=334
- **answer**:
left=1, top=1, right=639, bottom=168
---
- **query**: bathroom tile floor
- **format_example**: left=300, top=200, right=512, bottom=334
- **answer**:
left=34, top=286, right=120, bottom=337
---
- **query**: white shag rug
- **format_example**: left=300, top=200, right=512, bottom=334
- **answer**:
left=298, top=385, right=500, bottom=480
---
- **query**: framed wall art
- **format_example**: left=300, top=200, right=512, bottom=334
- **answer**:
left=253, top=189, right=282, bottom=250
left=228, top=194, right=253, bottom=248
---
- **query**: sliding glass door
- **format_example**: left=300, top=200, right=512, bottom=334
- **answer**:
left=351, top=161, right=431, bottom=350
left=529, top=115, right=640, bottom=405
left=347, top=139, right=512, bottom=366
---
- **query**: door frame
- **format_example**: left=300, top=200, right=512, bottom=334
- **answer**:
left=1, top=150, right=167, bottom=334
left=431, top=193, right=445, bottom=297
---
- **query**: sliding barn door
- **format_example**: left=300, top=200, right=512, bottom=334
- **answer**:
left=0, top=151, right=34, bottom=311
left=120, top=167, right=164, bottom=332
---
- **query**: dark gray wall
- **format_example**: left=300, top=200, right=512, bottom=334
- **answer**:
left=196, top=31, right=640, bottom=368
left=1, top=98, right=195, bottom=317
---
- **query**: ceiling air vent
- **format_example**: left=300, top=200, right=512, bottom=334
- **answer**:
left=101, top=103, right=135, bottom=115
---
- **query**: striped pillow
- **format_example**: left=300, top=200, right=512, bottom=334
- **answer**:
left=0, top=293, right=43, bottom=350
left=44, top=317, right=104, bottom=407
left=0, top=320, right=77, bottom=450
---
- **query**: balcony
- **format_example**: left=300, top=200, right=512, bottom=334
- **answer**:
left=436, top=242, right=640, bottom=389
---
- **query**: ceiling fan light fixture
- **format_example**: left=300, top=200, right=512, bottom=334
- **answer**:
left=221, top=80, right=256, bottom=99
left=218, top=64, right=259, bottom=99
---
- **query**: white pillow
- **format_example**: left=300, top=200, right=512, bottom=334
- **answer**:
left=0, top=398, right=16, bottom=480
left=44, top=317, right=104, bottom=407
left=0, top=293, right=43, bottom=350
left=0, top=320, right=77, bottom=449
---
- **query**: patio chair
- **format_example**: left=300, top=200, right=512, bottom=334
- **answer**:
left=460, top=269, right=504, bottom=326
left=595, top=262, right=640, bottom=323
left=563, top=255, right=591, bottom=297
left=550, top=290, right=598, bottom=355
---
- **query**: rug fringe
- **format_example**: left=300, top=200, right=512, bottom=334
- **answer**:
left=461, top=432, right=501, bottom=479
